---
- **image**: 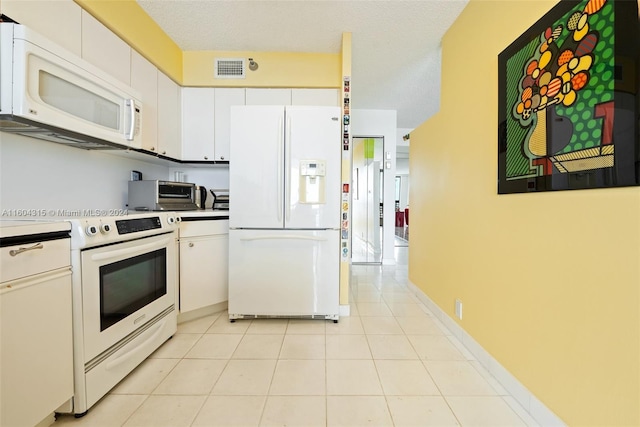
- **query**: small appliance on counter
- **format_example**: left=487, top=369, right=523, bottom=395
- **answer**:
left=195, top=186, right=207, bottom=209
left=210, top=189, right=229, bottom=210
left=128, top=180, right=199, bottom=211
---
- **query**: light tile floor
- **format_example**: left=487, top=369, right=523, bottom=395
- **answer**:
left=55, top=247, right=539, bottom=427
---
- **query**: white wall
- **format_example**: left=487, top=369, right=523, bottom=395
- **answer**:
left=399, top=175, right=409, bottom=212
left=0, top=133, right=171, bottom=214
left=396, top=128, right=410, bottom=215
left=168, top=166, right=230, bottom=209
left=351, top=109, right=397, bottom=264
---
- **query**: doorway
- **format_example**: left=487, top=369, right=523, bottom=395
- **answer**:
left=351, top=137, right=384, bottom=264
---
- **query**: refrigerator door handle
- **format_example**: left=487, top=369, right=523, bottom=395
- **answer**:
left=240, top=235, right=328, bottom=242
left=277, top=115, right=284, bottom=222
left=285, top=114, right=292, bottom=222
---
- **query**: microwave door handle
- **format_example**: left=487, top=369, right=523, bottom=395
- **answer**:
left=125, top=99, right=135, bottom=141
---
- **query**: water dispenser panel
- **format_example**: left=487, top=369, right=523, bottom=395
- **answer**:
left=299, top=160, right=326, bottom=204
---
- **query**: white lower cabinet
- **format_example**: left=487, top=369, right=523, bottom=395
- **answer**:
left=1, top=228, right=73, bottom=427
left=179, top=218, right=229, bottom=313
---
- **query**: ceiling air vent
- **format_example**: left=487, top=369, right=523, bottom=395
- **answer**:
left=215, top=58, right=245, bottom=79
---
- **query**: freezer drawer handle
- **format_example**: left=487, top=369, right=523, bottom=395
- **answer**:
left=240, top=235, right=327, bottom=242
left=9, top=242, right=44, bottom=256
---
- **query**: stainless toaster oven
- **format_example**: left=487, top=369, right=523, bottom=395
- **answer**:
left=128, top=180, right=199, bottom=211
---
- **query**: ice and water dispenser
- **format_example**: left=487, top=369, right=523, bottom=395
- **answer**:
left=299, top=160, right=326, bottom=204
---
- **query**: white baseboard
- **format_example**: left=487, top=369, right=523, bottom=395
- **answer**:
left=177, top=302, right=228, bottom=324
left=408, top=280, right=565, bottom=427
left=36, top=413, right=55, bottom=427
left=339, top=304, right=351, bottom=317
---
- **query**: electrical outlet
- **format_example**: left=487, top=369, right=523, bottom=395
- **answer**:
left=455, top=299, right=463, bottom=320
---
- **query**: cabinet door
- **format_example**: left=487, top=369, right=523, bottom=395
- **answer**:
left=3, top=0, right=82, bottom=56
left=1, top=270, right=74, bottom=427
left=214, top=88, right=245, bottom=161
left=131, top=51, right=158, bottom=152
left=182, top=88, right=215, bottom=161
left=245, top=88, right=292, bottom=105
left=157, top=72, right=182, bottom=159
left=291, top=89, right=340, bottom=106
left=179, top=234, right=229, bottom=313
left=81, top=11, right=131, bottom=85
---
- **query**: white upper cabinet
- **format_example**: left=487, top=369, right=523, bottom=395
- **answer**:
left=214, top=88, right=245, bottom=161
left=130, top=51, right=158, bottom=152
left=3, top=0, right=82, bottom=56
left=182, top=87, right=215, bottom=161
left=81, top=11, right=131, bottom=86
left=291, top=89, right=340, bottom=106
left=157, top=72, right=182, bottom=160
left=245, top=88, right=292, bottom=105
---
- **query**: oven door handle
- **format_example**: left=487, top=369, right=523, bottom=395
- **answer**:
left=89, top=237, right=173, bottom=262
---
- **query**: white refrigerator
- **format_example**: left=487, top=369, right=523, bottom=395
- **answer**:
left=228, top=105, right=341, bottom=321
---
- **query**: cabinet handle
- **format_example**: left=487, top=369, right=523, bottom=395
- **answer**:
left=150, top=147, right=156, bottom=151
left=204, top=156, right=208, bottom=160
left=162, top=151, right=166, bottom=155
left=189, top=242, right=194, bottom=247
left=220, top=156, right=225, bottom=160
left=9, top=242, right=44, bottom=256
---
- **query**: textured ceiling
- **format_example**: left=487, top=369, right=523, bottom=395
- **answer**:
left=137, top=0, right=468, bottom=130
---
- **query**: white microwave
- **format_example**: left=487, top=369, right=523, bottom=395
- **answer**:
left=0, top=24, right=142, bottom=150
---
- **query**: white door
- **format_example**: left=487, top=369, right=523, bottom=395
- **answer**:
left=1, top=269, right=74, bottom=427
left=229, top=105, right=285, bottom=229
left=286, top=106, right=341, bottom=229
left=228, top=229, right=339, bottom=318
left=179, top=234, right=228, bottom=312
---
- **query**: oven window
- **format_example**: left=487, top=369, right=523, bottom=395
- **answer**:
left=99, top=248, right=167, bottom=331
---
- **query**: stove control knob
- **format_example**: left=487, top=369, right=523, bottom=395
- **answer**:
left=86, top=225, right=98, bottom=236
left=167, top=216, right=175, bottom=224
left=175, top=216, right=182, bottom=223
left=100, top=224, right=111, bottom=234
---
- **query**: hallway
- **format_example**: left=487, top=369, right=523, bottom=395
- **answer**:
left=54, top=250, right=538, bottom=426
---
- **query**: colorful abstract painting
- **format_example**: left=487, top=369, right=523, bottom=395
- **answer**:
left=498, top=0, right=639, bottom=194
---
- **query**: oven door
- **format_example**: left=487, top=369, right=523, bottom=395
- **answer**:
left=80, top=232, right=177, bottom=362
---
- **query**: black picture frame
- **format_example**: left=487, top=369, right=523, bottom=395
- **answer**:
left=497, top=0, right=639, bottom=194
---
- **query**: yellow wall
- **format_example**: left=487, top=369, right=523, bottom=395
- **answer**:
left=74, top=0, right=183, bottom=82
left=75, top=0, right=341, bottom=89
left=183, top=51, right=340, bottom=88
left=410, top=1, right=640, bottom=425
